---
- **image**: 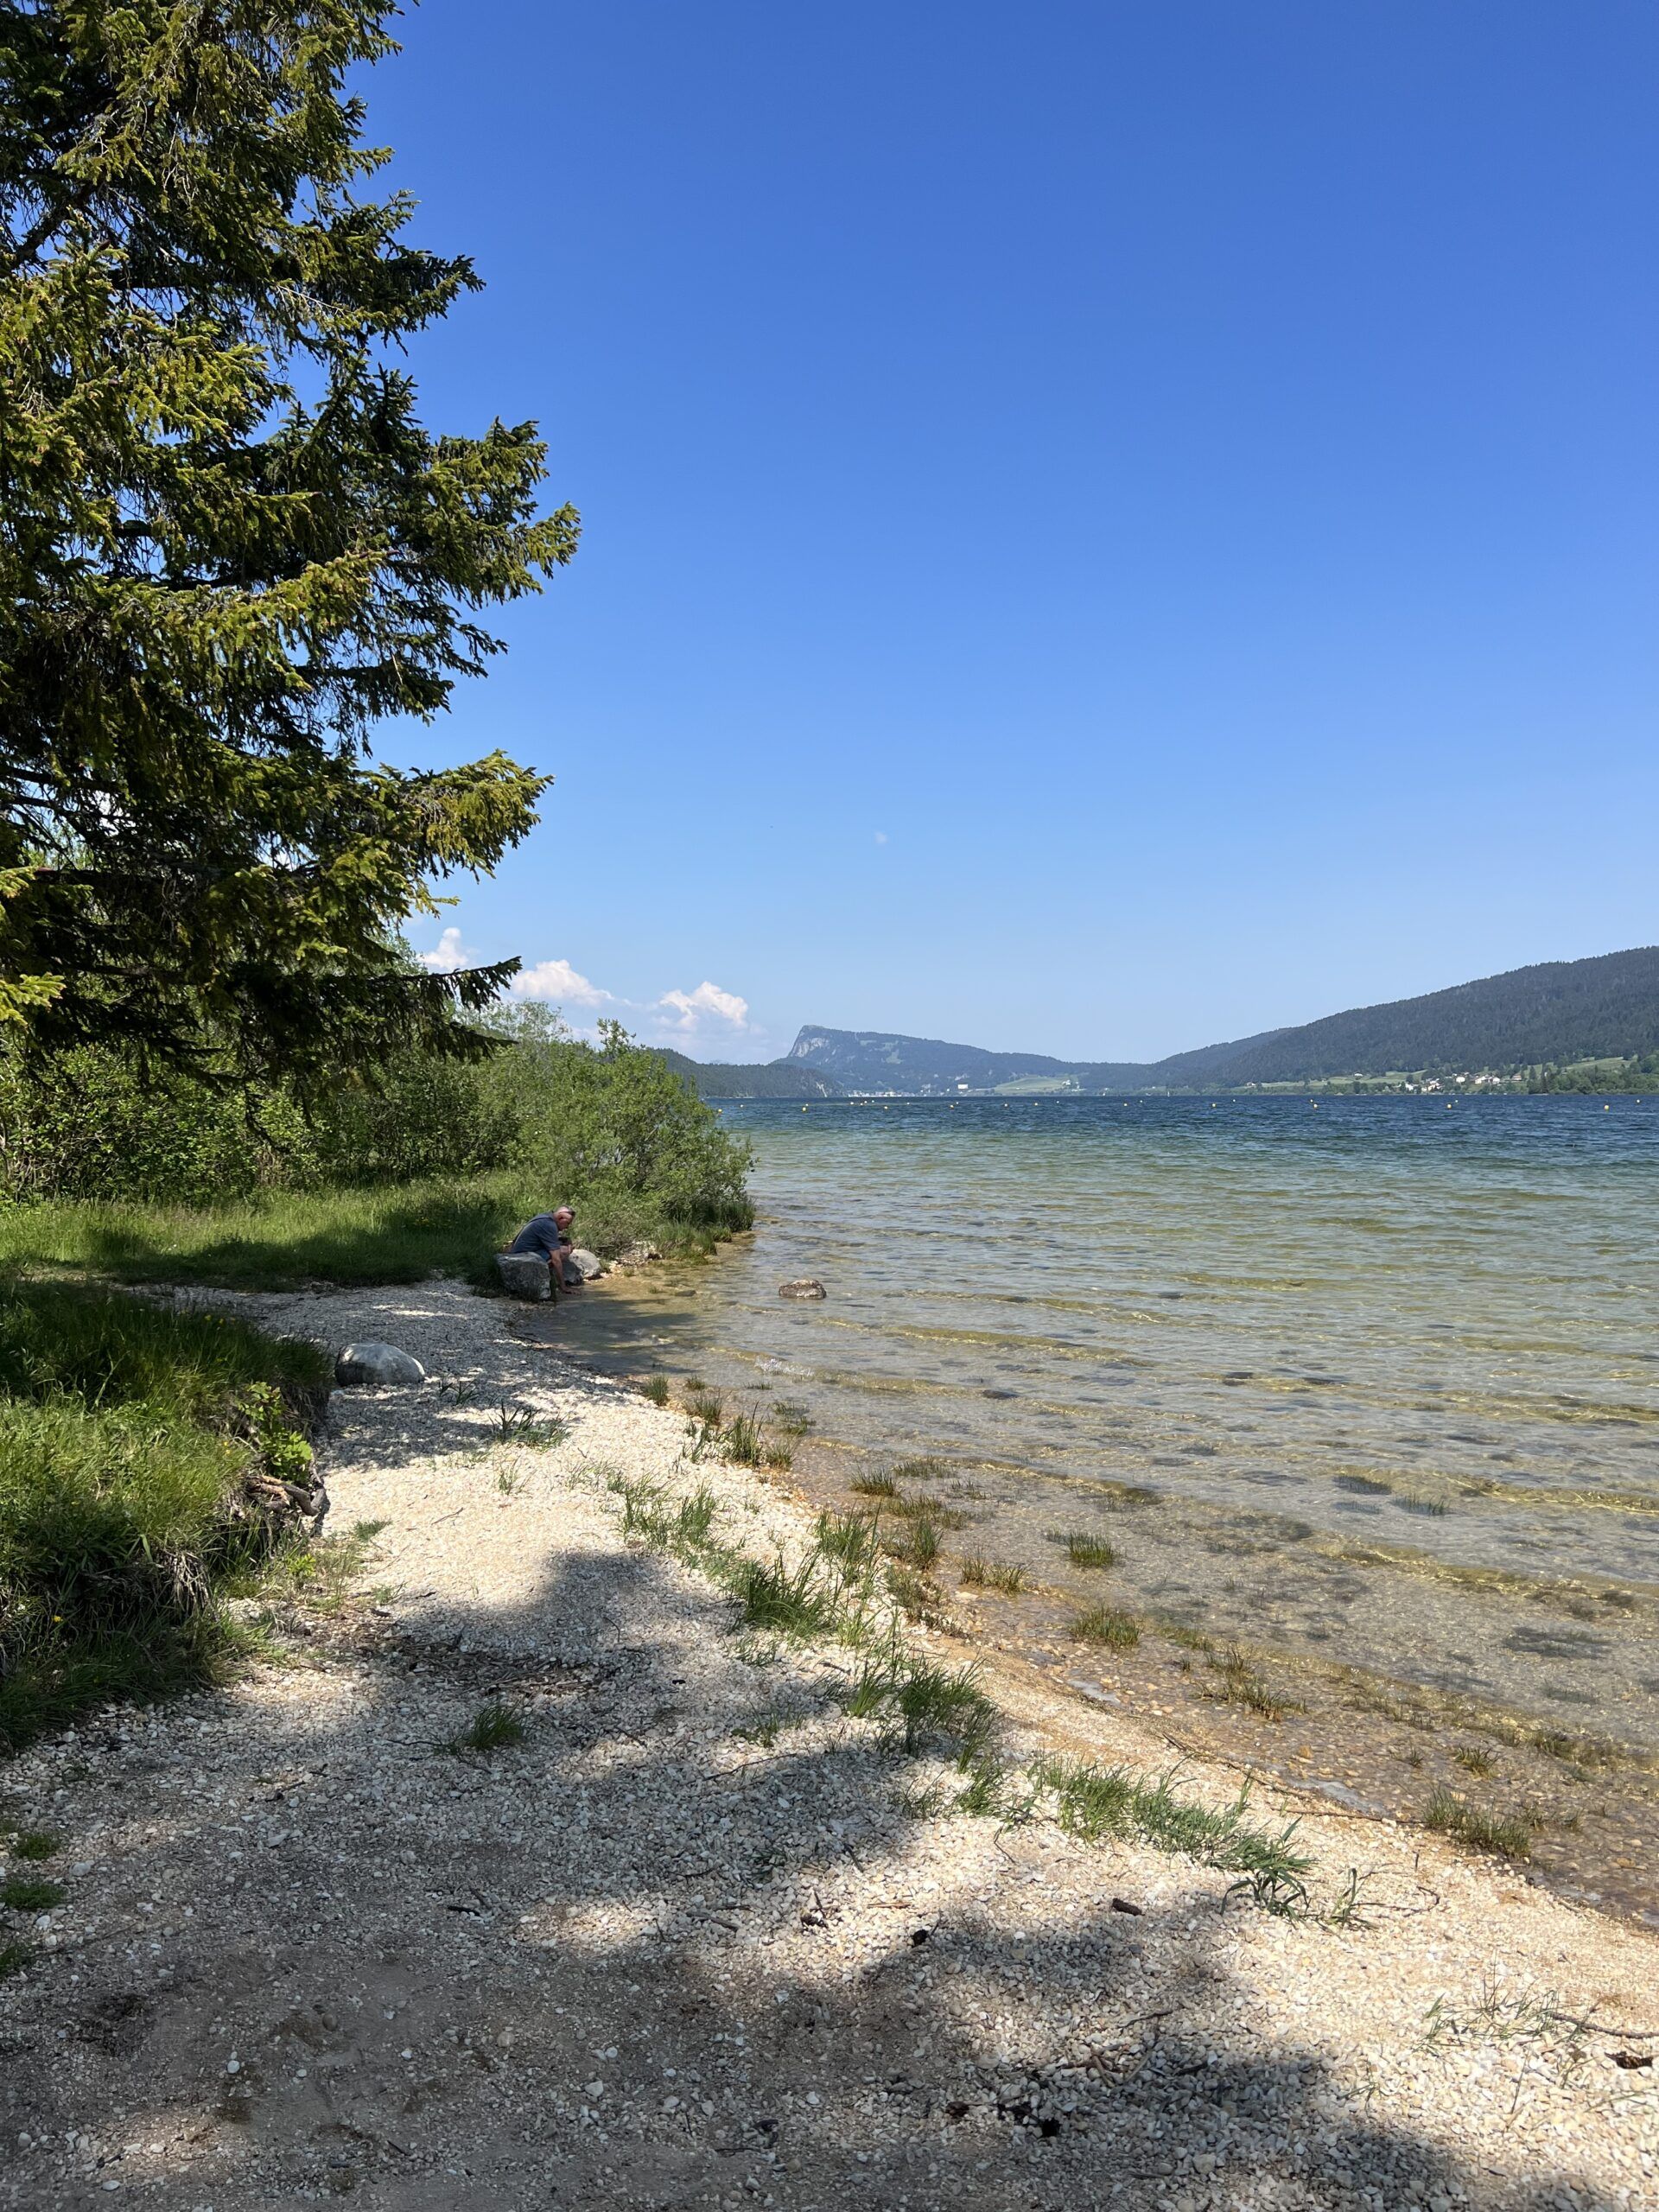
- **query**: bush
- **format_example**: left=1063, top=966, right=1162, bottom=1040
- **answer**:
left=0, top=1010, right=753, bottom=1274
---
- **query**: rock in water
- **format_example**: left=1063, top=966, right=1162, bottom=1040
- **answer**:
left=335, top=1341, right=427, bottom=1387
left=613, top=1242, right=662, bottom=1272
left=778, top=1279, right=827, bottom=1301
left=494, top=1253, right=552, bottom=1302
left=568, top=1247, right=605, bottom=1281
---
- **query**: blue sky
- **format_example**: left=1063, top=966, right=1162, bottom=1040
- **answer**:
left=375, top=2, right=1657, bottom=1062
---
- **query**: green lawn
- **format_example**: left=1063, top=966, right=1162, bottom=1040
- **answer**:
left=0, top=1175, right=540, bottom=1292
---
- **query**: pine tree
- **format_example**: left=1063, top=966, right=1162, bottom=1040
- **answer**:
left=0, top=2, right=577, bottom=1086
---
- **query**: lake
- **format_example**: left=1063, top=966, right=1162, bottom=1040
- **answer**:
left=558, top=1094, right=1659, bottom=1916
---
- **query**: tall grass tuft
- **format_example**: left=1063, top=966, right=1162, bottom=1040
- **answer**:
left=1070, top=1604, right=1141, bottom=1650
left=1048, top=1529, right=1116, bottom=1569
left=959, top=1554, right=1027, bottom=1594
left=1423, top=1787, right=1536, bottom=1859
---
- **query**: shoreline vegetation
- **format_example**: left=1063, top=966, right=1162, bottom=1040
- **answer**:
left=0, top=1015, right=753, bottom=1745
left=678, top=1055, right=1659, bottom=1100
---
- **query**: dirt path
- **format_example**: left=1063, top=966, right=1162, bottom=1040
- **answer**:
left=1, top=1281, right=1655, bottom=2210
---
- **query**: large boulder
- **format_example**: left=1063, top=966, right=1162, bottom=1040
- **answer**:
left=778, top=1279, right=827, bottom=1302
left=495, top=1252, right=552, bottom=1302
left=568, top=1246, right=605, bottom=1281
left=335, top=1341, right=426, bottom=1387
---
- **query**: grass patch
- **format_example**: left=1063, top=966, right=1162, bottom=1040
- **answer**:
left=891, top=1457, right=950, bottom=1482
left=0, top=1284, right=327, bottom=1752
left=1452, top=1744, right=1496, bottom=1777
left=732, top=1702, right=804, bottom=1748
left=612, top=1478, right=721, bottom=1557
left=442, top=1701, right=525, bottom=1756
left=1207, top=1643, right=1302, bottom=1721
left=0, top=1875, right=64, bottom=1911
left=815, top=1510, right=884, bottom=1575
left=727, top=1554, right=842, bottom=1639
left=885, top=1566, right=954, bottom=1628
left=1070, top=1605, right=1141, bottom=1651
left=1050, top=1529, right=1116, bottom=1569
left=255, top=1522, right=380, bottom=1618
left=685, top=1389, right=724, bottom=1426
left=639, top=1374, right=671, bottom=1407
left=1422, top=1787, right=1535, bottom=1858
left=0, top=1167, right=741, bottom=1294
left=493, top=1402, right=567, bottom=1450
left=0, top=1942, right=30, bottom=1980
left=844, top=1649, right=996, bottom=1758
left=884, top=1513, right=942, bottom=1569
left=9, top=1832, right=60, bottom=1861
left=1038, top=1758, right=1310, bottom=1889
left=771, top=1401, right=811, bottom=1438
left=850, top=1473, right=899, bottom=1499
left=959, top=1554, right=1027, bottom=1594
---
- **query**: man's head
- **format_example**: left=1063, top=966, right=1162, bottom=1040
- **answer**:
left=554, top=1206, right=575, bottom=1231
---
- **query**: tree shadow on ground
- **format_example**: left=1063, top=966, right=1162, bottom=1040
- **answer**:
left=0, top=1368, right=1635, bottom=2211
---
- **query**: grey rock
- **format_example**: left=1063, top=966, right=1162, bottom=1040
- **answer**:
left=568, top=1246, right=605, bottom=1281
left=494, top=1252, right=552, bottom=1302
left=335, top=1341, right=427, bottom=1387
left=778, top=1279, right=827, bottom=1302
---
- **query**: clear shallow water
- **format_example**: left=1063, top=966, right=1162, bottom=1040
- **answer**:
left=565, top=1096, right=1659, bottom=1753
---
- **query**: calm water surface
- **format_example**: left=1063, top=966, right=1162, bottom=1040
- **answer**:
left=564, top=1096, right=1659, bottom=1758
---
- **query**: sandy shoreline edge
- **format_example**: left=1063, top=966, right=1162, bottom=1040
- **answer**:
left=1, top=1276, right=1654, bottom=2209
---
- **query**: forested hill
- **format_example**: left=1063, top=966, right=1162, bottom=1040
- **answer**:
left=655, top=1052, right=842, bottom=1098
left=782, top=1027, right=1151, bottom=1093
left=779, top=947, right=1659, bottom=1091
left=1205, top=946, right=1659, bottom=1084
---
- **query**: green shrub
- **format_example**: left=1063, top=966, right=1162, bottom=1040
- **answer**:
left=0, top=1009, right=753, bottom=1268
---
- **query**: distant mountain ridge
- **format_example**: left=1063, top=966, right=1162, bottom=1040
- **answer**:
left=775, top=947, right=1659, bottom=1094
left=654, top=1050, right=842, bottom=1098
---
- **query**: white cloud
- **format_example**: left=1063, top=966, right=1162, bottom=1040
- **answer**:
left=509, top=957, right=611, bottom=1008
left=874, top=830, right=888, bottom=845
left=418, top=926, right=475, bottom=973
left=655, top=981, right=752, bottom=1037
left=423, top=932, right=752, bottom=1044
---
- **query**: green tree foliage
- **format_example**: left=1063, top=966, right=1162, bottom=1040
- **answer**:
left=0, top=1, right=576, bottom=1083
left=0, top=1012, right=755, bottom=1243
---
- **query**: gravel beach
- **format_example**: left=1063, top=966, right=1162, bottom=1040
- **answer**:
left=1, top=1279, right=1655, bottom=2210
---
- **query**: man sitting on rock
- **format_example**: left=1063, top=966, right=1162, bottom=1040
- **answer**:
left=508, top=1205, right=582, bottom=1291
